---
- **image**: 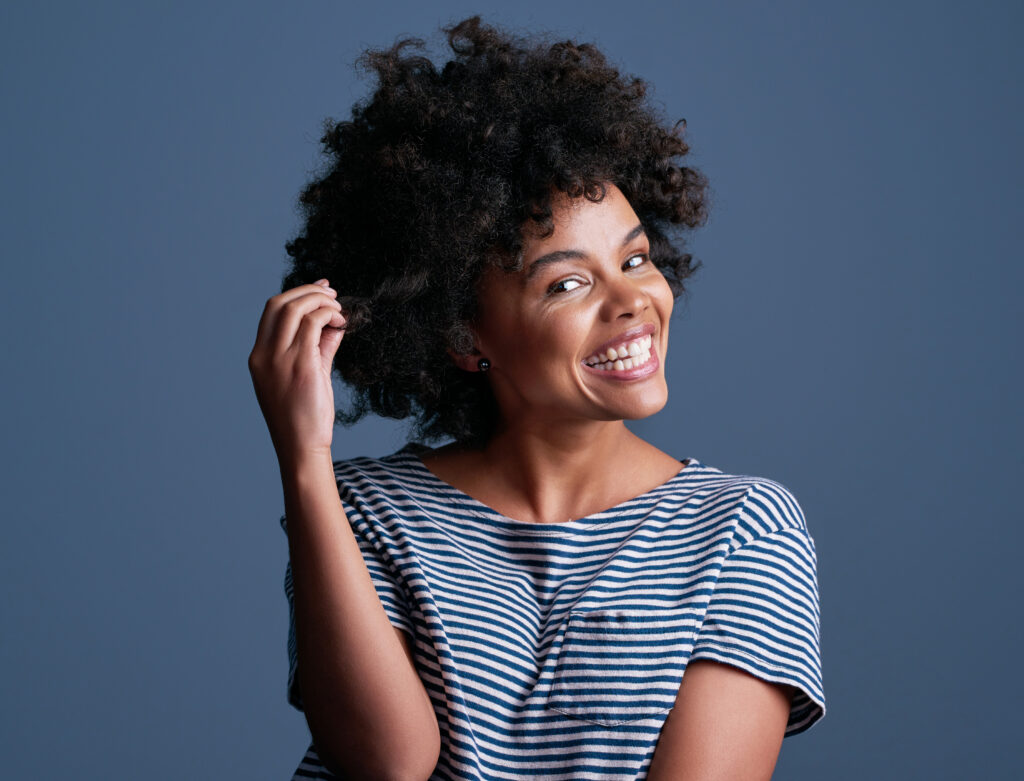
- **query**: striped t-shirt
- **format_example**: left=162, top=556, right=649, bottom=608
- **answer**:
left=281, top=443, right=825, bottom=780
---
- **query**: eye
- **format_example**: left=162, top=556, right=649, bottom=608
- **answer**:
left=623, top=253, right=649, bottom=270
left=547, top=277, right=585, bottom=296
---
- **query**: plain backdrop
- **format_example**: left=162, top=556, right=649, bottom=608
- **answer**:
left=2, top=1, right=1021, bottom=778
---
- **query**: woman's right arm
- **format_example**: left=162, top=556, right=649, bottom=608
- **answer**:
left=249, top=281, right=440, bottom=781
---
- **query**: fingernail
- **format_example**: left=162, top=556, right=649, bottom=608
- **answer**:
left=315, top=278, right=329, bottom=286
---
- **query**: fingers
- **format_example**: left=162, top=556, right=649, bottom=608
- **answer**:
left=254, top=280, right=338, bottom=350
left=267, top=289, right=344, bottom=357
left=294, top=303, right=347, bottom=366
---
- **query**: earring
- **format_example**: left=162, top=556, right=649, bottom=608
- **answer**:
left=477, top=358, right=491, bottom=372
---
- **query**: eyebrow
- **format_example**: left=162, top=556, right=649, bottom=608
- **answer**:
left=525, top=223, right=647, bottom=279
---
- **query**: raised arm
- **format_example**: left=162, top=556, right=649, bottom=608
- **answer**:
left=249, top=280, right=439, bottom=780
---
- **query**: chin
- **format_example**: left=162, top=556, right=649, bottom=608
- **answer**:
left=612, top=386, right=669, bottom=421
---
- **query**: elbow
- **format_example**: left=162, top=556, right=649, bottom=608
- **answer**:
left=383, top=726, right=441, bottom=781
left=385, top=753, right=440, bottom=781
left=305, top=688, right=441, bottom=781
left=315, top=733, right=440, bottom=781
left=325, top=758, right=438, bottom=781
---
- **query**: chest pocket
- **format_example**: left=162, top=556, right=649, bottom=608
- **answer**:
left=545, top=608, right=696, bottom=727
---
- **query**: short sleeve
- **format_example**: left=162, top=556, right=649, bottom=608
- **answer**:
left=281, top=549, right=302, bottom=711
left=279, top=508, right=416, bottom=712
left=690, top=527, right=826, bottom=736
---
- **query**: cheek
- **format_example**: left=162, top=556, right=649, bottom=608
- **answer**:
left=650, top=275, right=675, bottom=314
left=481, top=308, right=577, bottom=370
left=544, top=309, right=593, bottom=360
left=512, top=309, right=592, bottom=376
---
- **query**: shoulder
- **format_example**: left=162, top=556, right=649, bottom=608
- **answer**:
left=738, top=476, right=809, bottom=538
left=326, top=442, right=434, bottom=504
left=687, top=462, right=811, bottom=551
left=332, top=442, right=427, bottom=481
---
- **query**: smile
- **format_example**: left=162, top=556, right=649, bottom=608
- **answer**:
left=582, top=334, right=654, bottom=371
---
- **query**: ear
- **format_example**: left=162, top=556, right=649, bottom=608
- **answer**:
left=446, top=317, right=491, bottom=373
left=447, top=344, right=485, bottom=373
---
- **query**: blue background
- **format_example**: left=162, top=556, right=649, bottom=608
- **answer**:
left=2, top=1, right=1020, bottom=778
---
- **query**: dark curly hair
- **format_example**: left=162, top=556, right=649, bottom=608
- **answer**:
left=281, top=15, right=710, bottom=446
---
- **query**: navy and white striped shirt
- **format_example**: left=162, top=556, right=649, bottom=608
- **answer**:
left=282, top=443, right=825, bottom=779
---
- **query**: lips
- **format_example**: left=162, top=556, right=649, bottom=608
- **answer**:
left=581, top=322, right=657, bottom=365
left=581, top=340, right=660, bottom=380
left=584, top=333, right=653, bottom=369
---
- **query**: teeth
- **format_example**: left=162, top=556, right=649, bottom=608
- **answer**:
left=586, top=347, right=653, bottom=371
left=583, top=333, right=656, bottom=369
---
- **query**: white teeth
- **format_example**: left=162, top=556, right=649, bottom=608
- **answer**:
left=586, top=348, right=653, bottom=371
left=583, top=333, right=656, bottom=368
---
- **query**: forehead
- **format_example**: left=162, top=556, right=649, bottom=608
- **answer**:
left=522, top=184, right=639, bottom=251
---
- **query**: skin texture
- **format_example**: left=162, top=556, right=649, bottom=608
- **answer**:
left=646, top=661, right=795, bottom=781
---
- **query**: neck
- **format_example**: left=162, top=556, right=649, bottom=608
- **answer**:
left=473, top=417, right=663, bottom=524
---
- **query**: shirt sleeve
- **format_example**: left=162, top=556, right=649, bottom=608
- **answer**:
left=690, top=525, right=826, bottom=736
left=281, top=546, right=302, bottom=711
left=280, top=502, right=416, bottom=712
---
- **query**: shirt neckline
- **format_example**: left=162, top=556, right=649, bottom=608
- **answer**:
left=398, top=449, right=702, bottom=531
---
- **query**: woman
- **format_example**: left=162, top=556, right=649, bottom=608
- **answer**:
left=249, top=16, right=825, bottom=781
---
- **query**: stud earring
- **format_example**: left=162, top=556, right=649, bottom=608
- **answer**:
left=477, top=358, right=491, bottom=372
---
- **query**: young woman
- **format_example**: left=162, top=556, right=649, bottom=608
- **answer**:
left=249, top=16, right=825, bottom=781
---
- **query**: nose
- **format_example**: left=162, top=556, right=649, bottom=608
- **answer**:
left=600, top=274, right=650, bottom=321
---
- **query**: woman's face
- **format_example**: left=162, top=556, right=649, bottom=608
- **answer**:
left=468, top=183, right=674, bottom=429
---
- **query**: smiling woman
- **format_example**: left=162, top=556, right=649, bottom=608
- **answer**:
left=248, top=15, right=825, bottom=781
left=454, top=185, right=677, bottom=438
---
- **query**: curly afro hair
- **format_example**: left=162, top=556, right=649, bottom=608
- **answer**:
left=281, top=15, right=710, bottom=446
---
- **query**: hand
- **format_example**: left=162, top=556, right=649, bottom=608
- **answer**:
left=248, top=279, right=347, bottom=462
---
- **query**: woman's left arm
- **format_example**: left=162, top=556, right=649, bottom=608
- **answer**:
left=645, top=659, right=794, bottom=781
